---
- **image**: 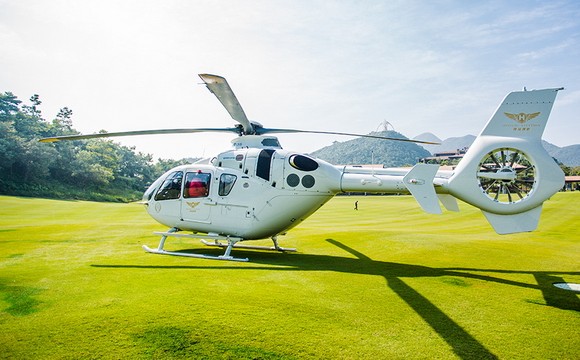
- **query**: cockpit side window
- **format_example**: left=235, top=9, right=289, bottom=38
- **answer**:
left=218, top=174, right=237, bottom=196
left=154, top=171, right=183, bottom=201
left=184, top=171, right=211, bottom=198
left=256, top=149, right=275, bottom=181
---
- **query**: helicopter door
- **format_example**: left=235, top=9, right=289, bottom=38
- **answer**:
left=181, top=171, right=212, bottom=223
left=152, top=171, right=183, bottom=223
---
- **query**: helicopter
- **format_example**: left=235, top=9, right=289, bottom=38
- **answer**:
left=40, top=74, right=565, bottom=262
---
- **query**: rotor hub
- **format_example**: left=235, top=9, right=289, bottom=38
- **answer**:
left=231, top=135, right=282, bottom=149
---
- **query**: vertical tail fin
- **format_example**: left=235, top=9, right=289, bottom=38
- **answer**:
left=479, top=87, right=563, bottom=139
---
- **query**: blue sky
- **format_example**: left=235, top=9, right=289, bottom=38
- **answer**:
left=1, top=0, right=579, bottom=159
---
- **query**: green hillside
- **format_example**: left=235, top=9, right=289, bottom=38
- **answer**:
left=310, top=130, right=430, bottom=166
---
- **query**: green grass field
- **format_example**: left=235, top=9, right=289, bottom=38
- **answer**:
left=1, top=193, right=578, bottom=359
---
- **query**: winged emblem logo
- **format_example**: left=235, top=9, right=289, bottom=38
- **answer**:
left=186, top=201, right=200, bottom=209
left=504, top=112, right=541, bottom=124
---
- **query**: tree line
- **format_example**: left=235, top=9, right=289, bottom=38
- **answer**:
left=0, top=92, right=194, bottom=202
left=3, top=91, right=577, bottom=202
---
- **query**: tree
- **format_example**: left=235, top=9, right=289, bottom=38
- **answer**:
left=0, top=93, right=21, bottom=176
left=22, top=94, right=42, bottom=117
left=0, top=121, right=19, bottom=173
left=12, top=95, right=50, bottom=139
left=15, top=139, right=57, bottom=182
left=0, top=92, right=21, bottom=117
left=53, top=107, right=74, bottom=131
left=112, top=145, right=155, bottom=191
left=0, top=90, right=178, bottom=201
left=71, top=139, right=120, bottom=187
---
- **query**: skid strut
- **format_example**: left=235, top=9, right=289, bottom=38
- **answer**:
left=200, top=235, right=296, bottom=252
left=142, top=228, right=249, bottom=262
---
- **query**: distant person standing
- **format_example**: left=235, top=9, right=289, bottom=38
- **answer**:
left=354, top=201, right=358, bottom=210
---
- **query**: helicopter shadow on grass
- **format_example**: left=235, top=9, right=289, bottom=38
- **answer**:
left=93, top=239, right=579, bottom=360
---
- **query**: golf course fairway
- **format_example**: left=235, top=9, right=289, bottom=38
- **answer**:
left=1, top=193, right=578, bottom=359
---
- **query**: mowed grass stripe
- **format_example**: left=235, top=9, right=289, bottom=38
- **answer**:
left=0, top=193, right=578, bottom=359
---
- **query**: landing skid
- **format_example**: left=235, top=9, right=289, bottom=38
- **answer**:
left=142, top=228, right=249, bottom=262
left=200, top=238, right=296, bottom=253
left=142, top=245, right=249, bottom=262
left=142, top=229, right=294, bottom=262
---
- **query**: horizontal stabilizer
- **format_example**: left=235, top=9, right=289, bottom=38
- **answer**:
left=403, top=164, right=441, bottom=214
left=482, top=206, right=542, bottom=234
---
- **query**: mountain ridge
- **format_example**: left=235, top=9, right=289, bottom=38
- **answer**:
left=306, top=131, right=580, bottom=167
left=310, top=131, right=430, bottom=166
left=413, top=132, right=580, bottom=166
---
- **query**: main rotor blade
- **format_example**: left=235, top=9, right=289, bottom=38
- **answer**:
left=199, top=74, right=253, bottom=135
left=39, top=128, right=240, bottom=143
left=258, top=128, right=441, bottom=145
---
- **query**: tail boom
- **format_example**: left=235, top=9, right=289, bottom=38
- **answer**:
left=330, top=88, right=563, bottom=235
left=338, top=164, right=442, bottom=214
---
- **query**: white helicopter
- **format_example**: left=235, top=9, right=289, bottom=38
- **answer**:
left=41, top=74, right=565, bottom=262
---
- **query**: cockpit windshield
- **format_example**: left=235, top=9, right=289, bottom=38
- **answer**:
left=154, top=171, right=184, bottom=201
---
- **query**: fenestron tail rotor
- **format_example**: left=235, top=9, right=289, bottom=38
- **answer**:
left=476, top=148, right=536, bottom=204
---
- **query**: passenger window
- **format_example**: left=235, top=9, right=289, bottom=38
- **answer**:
left=154, top=171, right=183, bottom=201
left=218, top=174, right=237, bottom=196
left=184, top=171, right=211, bottom=198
